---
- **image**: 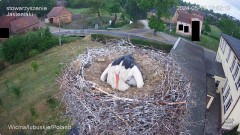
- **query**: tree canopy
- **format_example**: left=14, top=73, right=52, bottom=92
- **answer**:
left=138, top=0, right=178, bottom=35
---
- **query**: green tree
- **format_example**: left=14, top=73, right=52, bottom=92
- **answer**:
left=88, top=0, right=106, bottom=26
left=138, top=0, right=178, bottom=35
left=204, top=22, right=211, bottom=32
left=218, top=18, right=239, bottom=38
left=148, top=16, right=165, bottom=36
left=104, top=0, right=122, bottom=27
left=123, top=0, right=147, bottom=22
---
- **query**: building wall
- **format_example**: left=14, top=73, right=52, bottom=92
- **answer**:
left=216, top=36, right=240, bottom=130
left=225, top=99, right=240, bottom=130
left=10, top=22, right=40, bottom=34
left=50, top=14, right=72, bottom=24
left=176, top=21, right=191, bottom=36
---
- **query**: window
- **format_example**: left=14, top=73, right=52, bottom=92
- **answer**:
left=237, top=76, right=240, bottom=89
left=223, top=86, right=230, bottom=102
left=230, top=56, right=236, bottom=72
left=184, top=26, right=189, bottom=33
left=179, top=24, right=183, bottom=31
left=226, top=49, right=232, bottom=62
left=233, top=64, right=239, bottom=79
left=224, top=95, right=232, bottom=114
left=220, top=39, right=226, bottom=53
left=222, top=80, right=228, bottom=94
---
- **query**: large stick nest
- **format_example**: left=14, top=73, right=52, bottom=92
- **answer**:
left=60, top=40, right=191, bottom=135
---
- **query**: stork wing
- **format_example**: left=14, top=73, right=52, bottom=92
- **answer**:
left=128, top=66, right=144, bottom=88
left=100, top=63, right=112, bottom=81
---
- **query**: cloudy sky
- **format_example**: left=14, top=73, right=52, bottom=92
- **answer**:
left=183, top=0, right=240, bottom=20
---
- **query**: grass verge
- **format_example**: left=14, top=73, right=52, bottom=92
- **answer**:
left=0, top=39, right=98, bottom=134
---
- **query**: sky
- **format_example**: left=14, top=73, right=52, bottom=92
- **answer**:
left=183, top=0, right=240, bottom=20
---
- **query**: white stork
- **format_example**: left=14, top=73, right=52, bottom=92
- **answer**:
left=100, top=55, right=144, bottom=91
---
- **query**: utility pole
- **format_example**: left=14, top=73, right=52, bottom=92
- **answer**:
left=58, top=14, right=61, bottom=46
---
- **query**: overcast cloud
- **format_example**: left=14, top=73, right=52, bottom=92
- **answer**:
left=183, top=0, right=240, bottom=20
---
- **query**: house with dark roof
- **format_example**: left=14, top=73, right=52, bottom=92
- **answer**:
left=47, top=7, right=72, bottom=24
left=0, top=15, right=39, bottom=34
left=172, top=10, right=204, bottom=36
left=215, top=34, right=240, bottom=132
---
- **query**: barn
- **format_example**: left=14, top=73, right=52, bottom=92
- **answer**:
left=0, top=15, right=39, bottom=34
left=47, top=7, right=72, bottom=24
left=172, top=10, right=204, bottom=37
left=10, top=15, right=40, bottom=34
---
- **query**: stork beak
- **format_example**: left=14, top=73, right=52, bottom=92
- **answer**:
left=116, top=74, right=119, bottom=90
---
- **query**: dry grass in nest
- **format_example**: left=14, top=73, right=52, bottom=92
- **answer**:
left=60, top=40, right=191, bottom=135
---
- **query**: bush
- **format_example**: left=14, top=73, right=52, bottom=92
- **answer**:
left=2, top=27, right=58, bottom=64
left=130, top=38, right=172, bottom=52
left=91, top=34, right=172, bottom=52
left=46, top=95, right=59, bottom=109
left=11, top=85, right=21, bottom=97
left=0, top=61, right=5, bottom=71
left=91, top=34, right=119, bottom=43
left=31, top=61, right=39, bottom=72
left=114, top=20, right=129, bottom=28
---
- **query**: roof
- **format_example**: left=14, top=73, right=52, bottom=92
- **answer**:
left=10, top=15, right=39, bottom=32
left=177, top=10, right=204, bottom=24
left=191, top=10, right=204, bottom=17
left=0, top=16, right=18, bottom=28
left=47, top=7, right=72, bottom=18
left=206, top=60, right=225, bottom=77
left=170, top=39, right=206, bottom=135
left=221, top=33, right=240, bottom=60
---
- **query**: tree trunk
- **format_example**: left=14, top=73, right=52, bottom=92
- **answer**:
left=97, top=10, right=103, bottom=26
left=153, top=29, right=157, bottom=36
left=111, top=13, right=117, bottom=27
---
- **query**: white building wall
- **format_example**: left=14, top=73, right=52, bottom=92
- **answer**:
left=216, top=36, right=240, bottom=130
left=176, top=21, right=191, bottom=36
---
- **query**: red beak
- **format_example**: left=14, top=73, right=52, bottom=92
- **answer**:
left=116, top=74, right=119, bottom=90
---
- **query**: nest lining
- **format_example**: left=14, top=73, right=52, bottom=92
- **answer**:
left=61, top=40, right=191, bottom=135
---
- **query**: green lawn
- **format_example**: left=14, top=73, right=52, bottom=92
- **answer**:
left=0, top=39, right=98, bottom=134
left=121, top=21, right=144, bottom=30
left=67, top=8, right=109, bottom=16
left=208, top=25, right=222, bottom=38
left=199, top=34, right=219, bottom=51
left=67, top=8, right=90, bottom=14
left=165, top=25, right=221, bottom=51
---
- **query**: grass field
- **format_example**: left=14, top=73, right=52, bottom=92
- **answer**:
left=67, top=8, right=109, bottom=16
left=121, top=21, right=144, bottom=30
left=165, top=24, right=221, bottom=51
left=199, top=34, right=220, bottom=51
left=0, top=38, right=99, bottom=134
left=208, top=25, right=222, bottom=38
left=67, top=8, right=90, bottom=14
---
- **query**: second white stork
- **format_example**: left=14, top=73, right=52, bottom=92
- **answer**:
left=100, top=55, right=144, bottom=91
